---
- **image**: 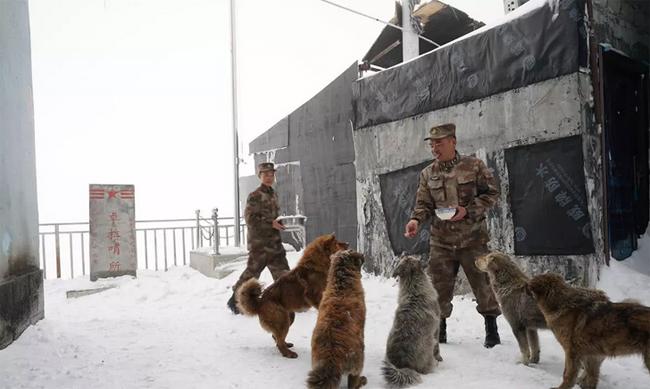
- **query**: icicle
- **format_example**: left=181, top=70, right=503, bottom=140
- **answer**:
left=548, top=0, right=561, bottom=21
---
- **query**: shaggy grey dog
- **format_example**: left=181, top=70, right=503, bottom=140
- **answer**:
left=476, top=252, right=609, bottom=366
left=382, top=256, right=442, bottom=388
left=475, top=252, right=546, bottom=365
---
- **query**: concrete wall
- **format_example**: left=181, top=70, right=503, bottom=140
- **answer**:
left=0, top=0, right=44, bottom=349
left=354, top=72, right=605, bottom=287
left=248, top=63, right=359, bottom=248
left=592, top=0, right=649, bottom=62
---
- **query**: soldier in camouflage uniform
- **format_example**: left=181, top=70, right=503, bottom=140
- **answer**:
left=227, top=162, right=289, bottom=314
left=404, top=123, right=502, bottom=348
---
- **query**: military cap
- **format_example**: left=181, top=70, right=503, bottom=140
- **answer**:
left=257, top=162, right=276, bottom=175
left=424, top=123, right=456, bottom=141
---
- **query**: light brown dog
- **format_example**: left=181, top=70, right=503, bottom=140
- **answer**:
left=307, top=250, right=367, bottom=389
left=237, top=234, right=348, bottom=358
left=528, top=273, right=650, bottom=389
left=476, top=252, right=609, bottom=366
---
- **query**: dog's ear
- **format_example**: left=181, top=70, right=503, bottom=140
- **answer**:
left=487, top=252, right=497, bottom=264
left=525, top=283, right=534, bottom=297
left=353, top=252, right=365, bottom=269
left=331, top=249, right=348, bottom=266
left=338, top=249, right=350, bottom=258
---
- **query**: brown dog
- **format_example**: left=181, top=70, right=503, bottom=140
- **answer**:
left=528, top=273, right=650, bottom=389
left=476, top=252, right=609, bottom=366
left=307, top=249, right=367, bottom=389
left=237, top=234, right=348, bottom=358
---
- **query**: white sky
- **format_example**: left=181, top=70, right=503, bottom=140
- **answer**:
left=28, top=0, right=504, bottom=222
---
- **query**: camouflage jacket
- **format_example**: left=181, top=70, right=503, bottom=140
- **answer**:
left=245, top=184, right=281, bottom=243
left=410, top=153, right=499, bottom=249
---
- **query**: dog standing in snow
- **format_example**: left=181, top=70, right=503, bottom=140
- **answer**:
left=307, top=250, right=367, bottom=389
left=382, top=255, right=442, bottom=388
left=528, top=273, right=650, bottom=389
left=475, top=251, right=548, bottom=365
left=236, top=234, right=348, bottom=358
left=476, top=252, right=610, bottom=366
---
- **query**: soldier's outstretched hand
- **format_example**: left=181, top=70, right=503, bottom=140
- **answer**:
left=404, top=219, right=419, bottom=238
left=272, top=219, right=286, bottom=231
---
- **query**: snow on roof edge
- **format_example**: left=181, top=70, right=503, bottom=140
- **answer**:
left=360, top=0, right=554, bottom=79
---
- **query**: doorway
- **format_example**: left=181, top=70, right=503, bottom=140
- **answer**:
left=602, top=47, right=649, bottom=260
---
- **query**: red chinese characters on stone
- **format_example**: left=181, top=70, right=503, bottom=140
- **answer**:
left=109, top=241, right=121, bottom=256
left=108, top=230, right=120, bottom=240
left=108, top=211, right=121, bottom=257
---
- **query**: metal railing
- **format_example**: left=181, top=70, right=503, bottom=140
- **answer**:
left=38, top=212, right=246, bottom=280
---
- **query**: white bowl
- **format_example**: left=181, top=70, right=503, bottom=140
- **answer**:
left=435, top=207, right=457, bottom=220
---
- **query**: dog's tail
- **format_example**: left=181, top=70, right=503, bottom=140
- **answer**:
left=306, top=360, right=341, bottom=389
left=236, top=278, right=263, bottom=316
left=381, top=360, right=422, bottom=388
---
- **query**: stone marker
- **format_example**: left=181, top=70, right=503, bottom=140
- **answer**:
left=89, top=184, right=137, bottom=281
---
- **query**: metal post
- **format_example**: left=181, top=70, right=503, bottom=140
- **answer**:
left=182, top=229, right=187, bottom=265
left=172, top=228, right=177, bottom=267
left=195, top=209, right=201, bottom=248
left=163, top=229, right=168, bottom=271
left=230, top=0, right=242, bottom=247
left=41, top=234, right=47, bottom=279
left=154, top=230, right=159, bottom=271
left=212, top=208, right=220, bottom=255
left=81, top=233, right=86, bottom=276
left=69, top=234, right=74, bottom=279
left=55, top=224, right=61, bottom=278
left=144, top=230, right=149, bottom=270
left=401, top=0, right=419, bottom=61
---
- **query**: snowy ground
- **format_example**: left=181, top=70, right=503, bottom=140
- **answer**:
left=1, top=246, right=650, bottom=389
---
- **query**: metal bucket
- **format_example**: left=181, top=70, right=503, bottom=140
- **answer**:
left=276, top=215, right=307, bottom=231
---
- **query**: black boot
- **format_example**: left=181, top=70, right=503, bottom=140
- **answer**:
left=483, top=315, right=500, bottom=348
left=439, top=318, right=447, bottom=344
left=227, top=292, right=240, bottom=315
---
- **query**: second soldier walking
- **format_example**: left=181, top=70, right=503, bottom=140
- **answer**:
left=227, top=162, right=289, bottom=314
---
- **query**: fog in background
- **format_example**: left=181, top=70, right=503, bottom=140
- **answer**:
left=29, top=0, right=504, bottom=222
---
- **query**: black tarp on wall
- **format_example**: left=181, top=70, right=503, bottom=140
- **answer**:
left=249, top=63, right=358, bottom=248
left=379, top=160, right=433, bottom=255
left=505, top=135, right=594, bottom=255
left=353, top=0, right=585, bottom=130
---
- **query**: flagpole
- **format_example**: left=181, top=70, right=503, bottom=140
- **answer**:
left=230, top=0, right=241, bottom=247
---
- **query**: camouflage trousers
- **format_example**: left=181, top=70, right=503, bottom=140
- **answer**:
left=428, top=244, right=501, bottom=319
left=232, top=239, right=289, bottom=293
